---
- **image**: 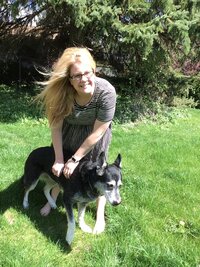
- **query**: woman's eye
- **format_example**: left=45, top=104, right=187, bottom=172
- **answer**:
left=74, top=74, right=82, bottom=79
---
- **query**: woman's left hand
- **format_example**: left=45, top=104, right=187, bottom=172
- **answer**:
left=63, top=159, right=79, bottom=178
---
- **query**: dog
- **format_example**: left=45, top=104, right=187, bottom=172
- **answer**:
left=22, top=146, right=122, bottom=245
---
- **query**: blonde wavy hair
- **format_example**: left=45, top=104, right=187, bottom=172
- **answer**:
left=37, top=47, right=96, bottom=126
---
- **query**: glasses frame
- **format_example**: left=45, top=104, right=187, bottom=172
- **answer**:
left=69, top=70, right=94, bottom=81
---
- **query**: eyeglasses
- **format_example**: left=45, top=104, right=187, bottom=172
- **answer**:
left=69, top=70, right=94, bottom=81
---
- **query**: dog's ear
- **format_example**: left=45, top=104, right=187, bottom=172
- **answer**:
left=79, top=161, right=94, bottom=181
left=114, top=154, right=122, bottom=168
left=96, top=152, right=107, bottom=176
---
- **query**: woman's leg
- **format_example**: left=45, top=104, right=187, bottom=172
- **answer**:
left=40, top=185, right=60, bottom=216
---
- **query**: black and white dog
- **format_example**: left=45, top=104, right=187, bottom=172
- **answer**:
left=22, top=146, right=122, bottom=245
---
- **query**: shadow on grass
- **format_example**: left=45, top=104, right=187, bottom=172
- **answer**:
left=0, top=84, right=42, bottom=123
left=0, top=178, right=75, bottom=253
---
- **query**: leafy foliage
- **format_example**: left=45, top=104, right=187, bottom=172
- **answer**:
left=0, top=0, right=199, bottom=114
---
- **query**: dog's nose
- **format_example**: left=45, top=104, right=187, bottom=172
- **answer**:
left=112, top=200, right=121, bottom=206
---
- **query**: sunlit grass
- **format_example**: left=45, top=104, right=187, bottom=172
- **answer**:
left=0, top=84, right=200, bottom=266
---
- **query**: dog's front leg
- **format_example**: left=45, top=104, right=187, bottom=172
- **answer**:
left=93, top=196, right=106, bottom=234
left=78, top=203, right=92, bottom=233
left=63, top=200, right=75, bottom=245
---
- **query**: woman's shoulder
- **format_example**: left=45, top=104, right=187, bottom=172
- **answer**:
left=95, top=76, right=116, bottom=94
left=94, top=77, right=116, bottom=107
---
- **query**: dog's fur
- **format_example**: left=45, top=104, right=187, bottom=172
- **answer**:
left=22, top=146, right=122, bottom=245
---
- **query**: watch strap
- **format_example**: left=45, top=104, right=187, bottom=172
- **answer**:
left=71, top=156, right=80, bottom=163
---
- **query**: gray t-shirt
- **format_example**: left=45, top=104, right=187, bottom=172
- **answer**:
left=65, top=77, right=116, bottom=125
left=62, top=77, right=116, bottom=157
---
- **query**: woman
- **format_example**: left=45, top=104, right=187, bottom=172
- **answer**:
left=38, top=47, right=116, bottom=234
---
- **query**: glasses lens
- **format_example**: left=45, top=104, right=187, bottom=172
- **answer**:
left=84, top=71, right=93, bottom=78
left=71, top=70, right=93, bottom=81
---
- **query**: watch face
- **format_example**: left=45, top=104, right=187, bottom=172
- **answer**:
left=72, top=156, right=78, bottom=163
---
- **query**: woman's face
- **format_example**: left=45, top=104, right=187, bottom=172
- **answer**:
left=69, top=62, right=95, bottom=96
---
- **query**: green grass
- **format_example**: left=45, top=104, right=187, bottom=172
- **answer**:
left=0, top=85, right=200, bottom=266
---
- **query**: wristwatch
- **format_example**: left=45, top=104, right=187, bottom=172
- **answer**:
left=71, top=156, right=80, bottom=163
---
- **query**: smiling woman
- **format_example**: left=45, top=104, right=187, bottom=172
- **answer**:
left=69, top=63, right=95, bottom=105
left=35, top=47, right=116, bottom=234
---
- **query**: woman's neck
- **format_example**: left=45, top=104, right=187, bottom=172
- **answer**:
left=75, top=91, right=94, bottom=106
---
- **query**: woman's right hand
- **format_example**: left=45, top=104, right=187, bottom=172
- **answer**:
left=52, top=162, right=65, bottom=177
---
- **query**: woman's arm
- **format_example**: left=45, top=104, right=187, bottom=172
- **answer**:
left=74, top=119, right=111, bottom=159
left=51, top=120, right=65, bottom=177
left=63, top=119, right=111, bottom=178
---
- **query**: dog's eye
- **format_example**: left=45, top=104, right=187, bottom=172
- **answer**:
left=118, top=183, right=122, bottom=188
left=107, top=184, right=114, bottom=190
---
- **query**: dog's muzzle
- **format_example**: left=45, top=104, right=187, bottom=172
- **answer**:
left=112, top=200, right=121, bottom=206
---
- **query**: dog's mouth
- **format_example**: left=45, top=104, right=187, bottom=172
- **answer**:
left=105, top=193, right=121, bottom=206
left=111, top=200, right=121, bottom=206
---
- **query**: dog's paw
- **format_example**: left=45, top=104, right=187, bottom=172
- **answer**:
left=23, top=201, right=29, bottom=209
left=93, top=220, right=105, bottom=235
left=66, top=230, right=74, bottom=245
left=47, top=198, right=57, bottom=209
left=66, top=236, right=73, bottom=245
left=49, top=202, right=57, bottom=209
left=66, top=221, right=75, bottom=245
left=79, top=223, right=93, bottom=233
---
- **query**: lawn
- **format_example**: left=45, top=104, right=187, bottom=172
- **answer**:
left=0, top=85, right=200, bottom=266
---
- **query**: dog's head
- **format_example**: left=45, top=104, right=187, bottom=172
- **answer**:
left=94, top=152, right=122, bottom=206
